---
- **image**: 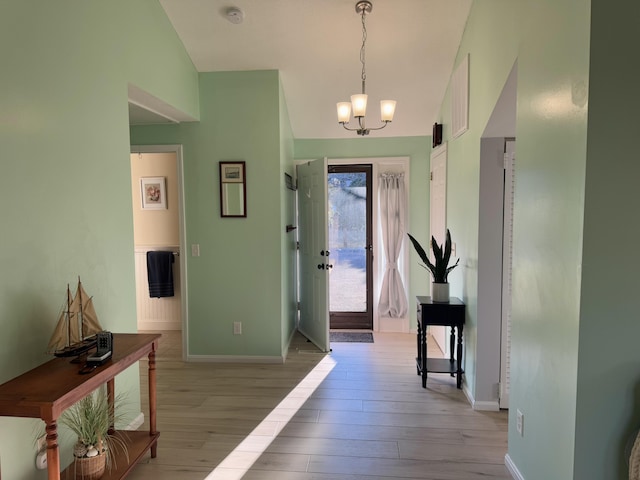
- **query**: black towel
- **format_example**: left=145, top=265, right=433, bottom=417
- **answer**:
left=147, top=251, right=175, bottom=298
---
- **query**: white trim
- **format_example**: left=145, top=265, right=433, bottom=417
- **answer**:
left=472, top=400, right=500, bottom=412
left=137, top=320, right=181, bottom=331
left=128, top=84, right=197, bottom=123
left=505, top=453, right=525, bottom=480
left=186, top=354, right=285, bottom=364
left=131, top=145, right=189, bottom=361
left=125, top=412, right=145, bottom=431
left=462, top=381, right=500, bottom=411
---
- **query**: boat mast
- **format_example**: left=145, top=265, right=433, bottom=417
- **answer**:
left=66, top=284, right=72, bottom=347
left=77, top=276, right=84, bottom=340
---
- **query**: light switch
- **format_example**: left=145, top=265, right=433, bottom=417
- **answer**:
left=191, top=244, right=200, bottom=257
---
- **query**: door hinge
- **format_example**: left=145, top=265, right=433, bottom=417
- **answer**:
left=296, top=241, right=300, bottom=250
left=297, top=302, right=301, bottom=311
left=430, top=171, right=433, bottom=181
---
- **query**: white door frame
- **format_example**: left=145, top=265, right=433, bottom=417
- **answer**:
left=500, top=139, right=516, bottom=409
left=430, top=143, right=448, bottom=353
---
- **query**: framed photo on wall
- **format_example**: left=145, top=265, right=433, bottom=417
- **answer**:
left=140, top=176, right=167, bottom=210
left=220, top=162, right=244, bottom=183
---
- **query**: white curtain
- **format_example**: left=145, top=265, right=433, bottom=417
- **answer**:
left=378, top=173, right=408, bottom=317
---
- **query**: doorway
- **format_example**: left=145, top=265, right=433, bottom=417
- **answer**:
left=328, top=164, right=373, bottom=330
left=130, top=146, right=188, bottom=360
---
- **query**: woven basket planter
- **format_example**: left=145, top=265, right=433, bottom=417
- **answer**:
left=73, top=453, right=106, bottom=480
left=631, top=429, right=640, bottom=480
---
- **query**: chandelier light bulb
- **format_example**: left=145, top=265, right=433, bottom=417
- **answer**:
left=380, top=100, right=396, bottom=122
left=351, top=94, right=368, bottom=117
left=337, top=102, right=352, bottom=123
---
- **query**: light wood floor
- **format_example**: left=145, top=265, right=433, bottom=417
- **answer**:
left=128, top=330, right=510, bottom=480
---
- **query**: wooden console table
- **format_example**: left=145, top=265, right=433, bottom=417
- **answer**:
left=0, top=333, right=161, bottom=480
left=416, top=296, right=465, bottom=389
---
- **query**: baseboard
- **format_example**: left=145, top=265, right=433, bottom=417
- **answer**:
left=137, top=320, right=181, bottom=331
left=472, top=400, right=500, bottom=411
left=505, top=453, right=524, bottom=480
left=462, top=383, right=500, bottom=411
left=186, top=354, right=285, bottom=364
left=125, top=412, right=145, bottom=431
left=377, top=316, right=410, bottom=333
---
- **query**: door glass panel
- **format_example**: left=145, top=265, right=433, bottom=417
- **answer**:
left=328, top=172, right=367, bottom=312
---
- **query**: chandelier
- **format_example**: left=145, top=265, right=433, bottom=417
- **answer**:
left=337, top=1, right=396, bottom=136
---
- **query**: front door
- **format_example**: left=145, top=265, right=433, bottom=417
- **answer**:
left=297, top=159, right=330, bottom=352
left=328, top=165, right=373, bottom=330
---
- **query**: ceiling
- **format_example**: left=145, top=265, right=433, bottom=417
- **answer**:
left=132, top=0, right=473, bottom=139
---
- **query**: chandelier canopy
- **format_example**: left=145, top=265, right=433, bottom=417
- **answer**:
left=337, top=1, right=396, bottom=136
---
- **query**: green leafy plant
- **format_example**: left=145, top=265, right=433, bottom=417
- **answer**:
left=407, top=229, right=459, bottom=283
left=59, top=387, right=129, bottom=470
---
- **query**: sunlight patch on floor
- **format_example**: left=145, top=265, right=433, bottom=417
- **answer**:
left=204, top=355, right=337, bottom=479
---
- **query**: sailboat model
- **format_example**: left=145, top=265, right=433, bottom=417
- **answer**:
left=47, top=278, right=104, bottom=357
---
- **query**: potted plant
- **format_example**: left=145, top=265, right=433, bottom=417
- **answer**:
left=407, top=229, right=459, bottom=302
left=59, top=387, right=129, bottom=480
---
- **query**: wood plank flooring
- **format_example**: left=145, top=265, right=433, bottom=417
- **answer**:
left=127, top=331, right=510, bottom=479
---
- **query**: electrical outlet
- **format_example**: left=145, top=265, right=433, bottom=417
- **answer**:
left=37, top=434, right=46, bottom=452
left=516, top=409, right=524, bottom=436
left=233, top=322, right=242, bottom=335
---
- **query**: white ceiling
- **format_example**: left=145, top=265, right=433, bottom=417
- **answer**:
left=133, top=0, right=472, bottom=139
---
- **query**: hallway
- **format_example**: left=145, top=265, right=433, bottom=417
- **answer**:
left=129, top=331, right=510, bottom=479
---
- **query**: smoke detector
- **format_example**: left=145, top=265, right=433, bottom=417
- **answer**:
left=225, top=7, right=244, bottom=24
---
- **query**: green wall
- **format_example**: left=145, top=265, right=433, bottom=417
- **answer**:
left=294, top=137, right=432, bottom=329
left=0, top=1, right=198, bottom=478
left=436, top=2, right=521, bottom=406
left=132, top=70, right=290, bottom=359
left=575, top=0, right=640, bottom=478
left=439, top=0, right=640, bottom=478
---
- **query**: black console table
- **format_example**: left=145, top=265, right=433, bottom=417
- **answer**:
left=416, top=296, right=465, bottom=389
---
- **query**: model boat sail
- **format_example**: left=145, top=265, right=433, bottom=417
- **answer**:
left=47, top=278, right=104, bottom=357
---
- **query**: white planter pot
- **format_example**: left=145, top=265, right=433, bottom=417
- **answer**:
left=431, top=282, right=450, bottom=303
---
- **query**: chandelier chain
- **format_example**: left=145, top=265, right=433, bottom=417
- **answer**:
left=360, top=8, right=367, bottom=89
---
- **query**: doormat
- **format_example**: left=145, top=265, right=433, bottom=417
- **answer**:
left=330, top=332, right=374, bottom=343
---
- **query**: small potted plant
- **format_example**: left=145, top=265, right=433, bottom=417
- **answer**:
left=407, top=229, right=459, bottom=302
left=60, top=387, right=129, bottom=480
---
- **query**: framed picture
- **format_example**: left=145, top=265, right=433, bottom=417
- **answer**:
left=140, top=177, right=167, bottom=210
left=220, top=162, right=244, bottom=183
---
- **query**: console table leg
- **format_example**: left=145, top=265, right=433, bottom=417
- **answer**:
left=107, top=379, right=115, bottom=435
left=148, top=342, right=158, bottom=458
left=449, top=326, right=455, bottom=377
left=416, top=321, right=421, bottom=376
left=45, top=420, right=60, bottom=480
left=456, top=325, right=464, bottom=389
left=421, top=324, right=427, bottom=388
